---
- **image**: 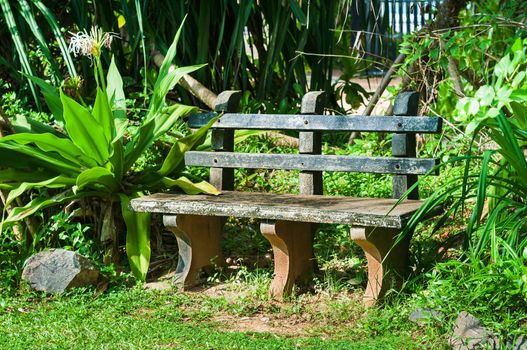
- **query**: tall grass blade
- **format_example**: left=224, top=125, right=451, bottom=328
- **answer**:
left=18, top=0, right=61, bottom=81
left=0, top=0, right=40, bottom=108
left=32, top=0, right=77, bottom=79
left=133, top=0, right=147, bottom=95
left=467, top=150, right=493, bottom=240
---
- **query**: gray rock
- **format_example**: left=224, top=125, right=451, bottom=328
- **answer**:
left=22, top=249, right=99, bottom=294
left=507, top=335, right=527, bottom=350
left=408, top=307, right=444, bottom=326
left=449, top=311, right=499, bottom=350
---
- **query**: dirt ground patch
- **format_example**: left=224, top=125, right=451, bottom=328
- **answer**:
left=200, top=284, right=366, bottom=337
left=212, top=314, right=312, bottom=336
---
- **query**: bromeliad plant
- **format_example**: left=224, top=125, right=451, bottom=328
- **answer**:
left=0, top=21, right=218, bottom=281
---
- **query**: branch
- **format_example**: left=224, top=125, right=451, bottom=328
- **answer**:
left=348, top=53, right=406, bottom=144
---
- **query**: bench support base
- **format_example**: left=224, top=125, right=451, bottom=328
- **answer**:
left=261, top=220, right=314, bottom=299
left=350, top=226, right=411, bottom=306
left=163, top=215, right=223, bottom=289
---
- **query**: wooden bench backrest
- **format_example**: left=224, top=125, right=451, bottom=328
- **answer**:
left=186, top=91, right=442, bottom=199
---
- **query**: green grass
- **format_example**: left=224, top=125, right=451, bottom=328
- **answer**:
left=0, top=286, right=431, bottom=350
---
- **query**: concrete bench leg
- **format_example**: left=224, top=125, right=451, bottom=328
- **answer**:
left=350, top=226, right=411, bottom=306
left=260, top=220, right=314, bottom=299
left=163, top=214, right=223, bottom=289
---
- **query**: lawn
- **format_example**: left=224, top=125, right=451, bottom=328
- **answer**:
left=1, top=284, right=436, bottom=350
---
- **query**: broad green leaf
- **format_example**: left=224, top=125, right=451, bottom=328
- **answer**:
left=511, top=37, right=523, bottom=52
left=496, top=86, right=512, bottom=105
left=124, top=103, right=196, bottom=171
left=510, top=89, right=527, bottom=102
left=2, top=190, right=84, bottom=225
left=0, top=168, right=57, bottom=183
left=157, top=15, right=187, bottom=85
left=120, top=194, right=151, bottom=281
left=468, top=99, right=480, bottom=115
left=109, top=140, right=124, bottom=182
left=475, top=86, right=494, bottom=107
left=107, top=56, right=127, bottom=121
left=158, top=115, right=217, bottom=176
left=61, top=90, right=110, bottom=165
left=22, top=73, right=58, bottom=96
left=512, top=71, right=526, bottom=88
left=161, top=176, right=220, bottom=195
left=510, top=102, right=527, bottom=130
left=153, top=104, right=196, bottom=139
left=114, top=118, right=128, bottom=143
left=148, top=64, right=205, bottom=120
left=5, top=176, right=75, bottom=208
left=93, top=88, right=113, bottom=142
left=493, top=54, right=512, bottom=79
left=75, top=167, right=118, bottom=193
left=0, top=133, right=96, bottom=167
left=42, top=92, right=64, bottom=125
left=23, top=73, right=63, bottom=122
left=10, top=114, right=62, bottom=136
left=0, top=141, right=81, bottom=175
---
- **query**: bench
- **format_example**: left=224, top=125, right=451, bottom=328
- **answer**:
left=130, top=90, right=442, bottom=305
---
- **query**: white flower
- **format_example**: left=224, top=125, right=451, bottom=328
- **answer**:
left=68, top=26, right=118, bottom=60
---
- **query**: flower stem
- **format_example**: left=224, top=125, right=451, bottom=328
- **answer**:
left=96, top=56, right=106, bottom=92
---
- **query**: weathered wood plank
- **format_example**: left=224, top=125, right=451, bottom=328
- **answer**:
left=187, top=113, right=442, bottom=133
left=185, top=151, right=439, bottom=175
left=130, top=191, right=427, bottom=228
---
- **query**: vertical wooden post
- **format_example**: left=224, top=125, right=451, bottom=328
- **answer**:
left=299, top=91, right=325, bottom=195
left=261, top=91, right=325, bottom=299
left=210, top=91, right=241, bottom=190
left=392, top=91, right=419, bottom=199
left=298, top=91, right=325, bottom=275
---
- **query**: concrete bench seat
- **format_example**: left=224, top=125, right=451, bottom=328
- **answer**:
left=131, top=191, right=425, bottom=228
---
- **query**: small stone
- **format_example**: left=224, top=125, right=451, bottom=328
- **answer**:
left=449, top=311, right=498, bottom=350
left=507, top=335, right=527, bottom=350
left=453, top=311, right=482, bottom=335
left=408, top=307, right=444, bottom=326
left=21, top=249, right=99, bottom=294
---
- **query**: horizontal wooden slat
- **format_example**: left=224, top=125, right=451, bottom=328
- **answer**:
left=130, top=191, right=427, bottom=228
left=187, top=112, right=442, bottom=133
left=185, top=152, right=439, bottom=175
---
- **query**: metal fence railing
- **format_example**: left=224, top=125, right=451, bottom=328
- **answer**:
left=350, top=0, right=442, bottom=72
